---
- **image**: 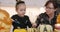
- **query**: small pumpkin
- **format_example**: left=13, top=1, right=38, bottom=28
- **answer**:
left=14, top=29, right=27, bottom=32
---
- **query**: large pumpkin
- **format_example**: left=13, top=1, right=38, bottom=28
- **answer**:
left=0, top=9, right=12, bottom=32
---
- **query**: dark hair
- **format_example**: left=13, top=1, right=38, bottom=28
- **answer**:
left=16, top=1, right=25, bottom=9
left=45, top=1, right=57, bottom=9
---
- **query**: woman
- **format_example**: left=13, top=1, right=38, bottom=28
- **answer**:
left=35, top=1, right=58, bottom=32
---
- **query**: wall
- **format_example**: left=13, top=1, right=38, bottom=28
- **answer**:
left=0, top=0, right=48, bottom=23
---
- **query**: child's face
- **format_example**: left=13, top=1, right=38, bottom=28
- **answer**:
left=16, top=4, right=26, bottom=17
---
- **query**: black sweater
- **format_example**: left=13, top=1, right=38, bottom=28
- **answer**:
left=36, top=12, right=58, bottom=30
left=11, top=15, right=32, bottom=29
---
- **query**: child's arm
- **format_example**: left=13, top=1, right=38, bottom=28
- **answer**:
left=27, top=16, right=32, bottom=28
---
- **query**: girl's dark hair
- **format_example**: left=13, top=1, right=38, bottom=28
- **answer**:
left=16, top=1, right=25, bottom=9
left=45, top=1, right=57, bottom=9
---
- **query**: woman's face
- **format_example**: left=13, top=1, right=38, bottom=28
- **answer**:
left=45, top=3, right=56, bottom=14
left=16, top=4, right=26, bottom=17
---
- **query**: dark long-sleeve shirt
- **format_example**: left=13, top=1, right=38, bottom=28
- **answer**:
left=11, top=15, right=32, bottom=30
left=36, top=11, right=58, bottom=30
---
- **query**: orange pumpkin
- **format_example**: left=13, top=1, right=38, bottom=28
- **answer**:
left=55, top=13, right=60, bottom=31
left=0, top=9, right=12, bottom=32
left=0, top=9, right=12, bottom=25
left=57, top=13, right=60, bottom=24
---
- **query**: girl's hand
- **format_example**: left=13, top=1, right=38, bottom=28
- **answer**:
left=32, top=23, right=37, bottom=28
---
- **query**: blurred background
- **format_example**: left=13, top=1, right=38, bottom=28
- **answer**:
left=0, top=0, right=60, bottom=23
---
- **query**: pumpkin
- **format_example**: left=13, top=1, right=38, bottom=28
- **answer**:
left=0, top=9, right=12, bottom=32
left=54, top=13, right=60, bottom=31
left=55, top=13, right=60, bottom=29
left=56, top=13, right=60, bottom=24
left=14, top=29, right=27, bottom=32
left=27, top=28, right=37, bottom=32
